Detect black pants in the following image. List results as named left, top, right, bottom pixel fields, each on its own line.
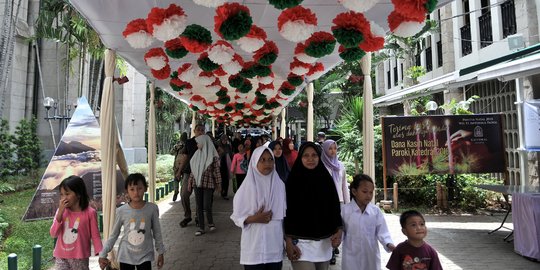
left=120, top=261, right=151, bottom=270
left=244, top=261, right=282, bottom=270
left=194, top=187, right=215, bottom=230
left=236, top=174, right=246, bottom=190
left=220, top=170, right=229, bottom=198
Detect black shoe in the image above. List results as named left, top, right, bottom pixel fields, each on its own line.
left=330, top=257, right=337, bottom=265
left=179, top=217, right=192, bottom=228
left=333, top=247, right=340, bottom=255
left=172, top=193, right=178, bottom=202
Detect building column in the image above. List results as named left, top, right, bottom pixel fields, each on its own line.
left=272, top=115, right=277, bottom=140
left=307, top=82, right=314, bottom=142
left=296, top=121, right=302, bottom=145
left=211, top=118, right=215, bottom=138
left=280, top=108, right=286, bottom=138
left=361, top=54, right=375, bottom=179
left=190, top=111, right=196, bottom=137
left=516, top=78, right=530, bottom=189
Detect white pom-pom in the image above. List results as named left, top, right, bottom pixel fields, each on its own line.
left=236, top=37, right=265, bottom=53
left=252, top=103, right=264, bottom=110
left=279, top=21, right=317, bottom=43
left=206, top=84, right=221, bottom=93
left=236, top=92, right=249, bottom=99
left=192, top=0, right=226, bottom=8
left=125, top=32, right=154, bottom=49
left=291, top=66, right=310, bottom=76
left=295, top=53, right=318, bottom=64
left=214, top=102, right=226, bottom=109
left=222, top=60, right=242, bottom=75
left=258, top=75, right=274, bottom=84
left=208, top=44, right=235, bottom=65
left=200, top=75, right=216, bottom=86
left=259, top=87, right=274, bottom=96
left=232, top=114, right=243, bottom=121
left=393, top=21, right=426, bottom=38
left=151, top=15, right=187, bottom=42
left=339, top=0, right=379, bottom=12
left=179, top=66, right=199, bottom=82
left=370, top=21, right=386, bottom=37
left=145, top=56, right=167, bottom=70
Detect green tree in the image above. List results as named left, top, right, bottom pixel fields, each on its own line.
left=0, top=119, right=14, bottom=177
left=13, top=117, right=42, bottom=173
left=149, top=87, right=189, bottom=154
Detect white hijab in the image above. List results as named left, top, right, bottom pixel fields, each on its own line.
left=190, top=135, right=218, bottom=187
left=231, top=146, right=286, bottom=224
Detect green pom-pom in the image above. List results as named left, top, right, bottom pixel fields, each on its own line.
left=165, top=47, right=188, bottom=59
left=235, top=103, right=245, bottom=110
left=255, top=91, right=266, bottom=97
left=220, top=11, right=253, bottom=41
left=287, top=75, right=303, bottom=86
left=191, top=105, right=200, bottom=111
left=182, top=24, right=212, bottom=44
left=239, top=67, right=256, bottom=78
left=198, top=57, right=219, bottom=72
left=224, top=105, right=234, bottom=112
left=218, top=96, right=231, bottom=105
left=264, top=102, right=273, bottom=110
left=280, top=87, right=295, bottom=96
left=339, top=47, right=366, bottom=62
left=425, top=0, right=438, bottom=13
left=170, top=83, right=184, bottom=92
left=253, top=65, right=271, bottom=77
left=170, top=71, right=178, bottom=79
left=269, top=0, right=303, bottom=10
left=258, top=52, right=277, bottom=66
left=216, top=89, right=228, bottom=97
left=271, top=101, right=280, bottom=108
left=332, top=28, right=364, bottom=48
left=305, top=40, right=336, bottom=58
left=238, top=80, right=252, bottom=93
left=228, top=75, right=244, bottom=88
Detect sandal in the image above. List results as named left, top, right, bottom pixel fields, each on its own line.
left=179, top=217, right=192, bottom=228
left=209, top=224, right=216, bottom=231
left=195, top=230, right=205, bottom=236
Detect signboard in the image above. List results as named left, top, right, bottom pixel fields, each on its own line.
left=523, top=100, right=540, bottom=150
left=381, top=114, right=506, bottom=176
left=23, top=97, right=125, bottom=221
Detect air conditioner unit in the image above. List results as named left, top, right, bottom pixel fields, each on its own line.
left=508, top=34, right=524, bottom=51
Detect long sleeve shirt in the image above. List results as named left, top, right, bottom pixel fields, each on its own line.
left=99, top=203, right=165, bottom=265
left=326, top=166, right=350, bottom=204
left=230, top=153, right=247, bottom=174
left=341, top=202, right=394, bottom=270
left=50, top=207, right=103, bottom=259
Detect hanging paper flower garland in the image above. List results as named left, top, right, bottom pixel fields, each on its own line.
left=338, top=45, right=366, bottom=62
left=146, top=4, right=187, bottom=42
left=258, top=72, right=274, bottom=84
left=359, top=33, right=385, bottom=52
left=180, top=24, right=213, bottom=53
left=388, top=0, right=435, bottom=37
left=144, top=48, right=169, bottom=70
left=197, top=52, right=220, bottom=72
left=236, top=25, right=267, bottom=53
left=208, top=40, right=235, bottom=65
left=279, top=81, right=296, bottom=96
left=287, top=73, right=304, bottom=86
left=193, top=0, right=227, bottom=8
left=199, top=71, right=217, bottom=86
left=294, top=42, right=317, bottom=64
left=170, top=77, right=193, bottom=92
left=222, top=54, right=244, bottom=75
left=306, top=62, right=324, bottom=81
left=239, top=61, right=257, bottom=78
left=269, top=0, right=303, bottom=10
left=331, top=11, right=370, bottom=48
left=339, top=0, right=380, bottom=13
left=253, top=64, right=272, bottom=77
left=253, top=41, right=279, bottom=66
left=190, top=95, right=207, bottom=111
left=238, top=79, right=253, bottom=93
left=177, top=63, right=198, bottom=82
left=214, top=3, right=253, bottom=41
left=228, top=74, right=244, bottom=88
left=123, top=19, right=154, bottom=49
left=290, top=59, right=312, bottom=76
left=213, top=66, right=228, bottom=76
left=304, top=31, right=336, bottom=58
left=277, top=6, right=317, bottom=43
left=258, top=83, right=274, bottom=96
left=388, top=11, right=425, bottom=38
left=150, top=64, right=171, bottom=80
left=164, top=38, right=188, bottom=59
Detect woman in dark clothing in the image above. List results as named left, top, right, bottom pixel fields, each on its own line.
left=268, top=141, right=290, bottom=183
left=284, top=142, right=343, bottom=270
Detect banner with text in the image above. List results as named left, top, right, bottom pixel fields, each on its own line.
left=381, top=114, right=506, bottom=176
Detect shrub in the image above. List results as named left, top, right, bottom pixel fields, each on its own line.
left=0, top=119, right=13, bottom=177
left=13, top=117, right=42, bottom=173
left=128, top=154, right=175, bottom=183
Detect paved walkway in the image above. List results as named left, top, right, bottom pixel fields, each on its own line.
left=88, top=192, right=539, bottom=270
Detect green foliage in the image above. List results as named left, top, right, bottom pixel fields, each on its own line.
left=129, top=155, right=175, bottom=182
left=149, top=87, right=189, bottom=154
left=440, top=95, right=480, bottom=115
left=406, top=66, right=427, bottom=84
left=0, top=119, right=13, bottom=177
left=12, top=118, right=42, bottom=173
left=408, top=95, right=433, bottom=116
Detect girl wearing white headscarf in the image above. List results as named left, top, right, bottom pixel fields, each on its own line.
left=189, top=134, right=221, bottom=236
left=231, top=146, right=286, bottom=269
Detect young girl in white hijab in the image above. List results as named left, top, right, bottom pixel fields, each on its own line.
left=230, top=146, right=286, bottom=270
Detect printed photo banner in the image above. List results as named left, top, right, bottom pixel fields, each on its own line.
left=23, top=97, right=125, bottom=221
left=381, top=114, right=506, bottom=176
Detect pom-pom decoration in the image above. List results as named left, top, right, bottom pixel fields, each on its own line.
left=338, top=45, right=366, bottom=62
left=290, top=59, right=312, bottom=76
left=236, top=25, right=267, bottom=52
left=193, top=0, right=227, bottom=8
left=216, top=87, right=228, bottom=97
left=224, top=104, right=234, bottom=112
left=190, top=95, right=207, bottom=111
left=144, top=48, right=169, bottom=70
left=277, top=6, right=318, bottom=43
left=213, top=66, right=228, bottom=76
left=197, top=52, right=220, bottom=72
left=331, top=11, right=370, bottom=48
left=228, top=74, right=244, bottom=88
left=255, top=95, right=267, bottom=106
left=218, top=95, right=231, bottom=105
left=208, top=40, right=235, bottom=65
left=146, top=4, right=187, bottom=42
left=391, top=0, right=429, bottom=21
left=306, top=62, right=325, bottom=81
left=239, top=61, right=257, bottom=78
left=177, top=63, right=199, bottom=83
left=214, top=3, right=253, bottom=41
left=170, top=78, right=193, bottom=92
left=359, top=33, right=385, bottom=52
left=388, top=11, right=426, bottom=38
left=287, top=73, right=304, bottom=86
left=238, top=79, right=253, bottom=93
left=164, top=38, right=189, bottom=59
left=253, top=41, right=279, bottom=66
left=339, top=0, right=380, bottom=13
left=294, top=42, right=318, bottom=64
left=269, top=0, right=303, bottom=10
left=258, top=72, right=274, bottom=84
left=180, top=24, right=213, bottom=53
left=123, top=19, right=154, bottom=49
left=222, top=54, right=244, bottom=75
left=304, top=31, right=337, bottom=58
left=253, top=64, right=272, bottom=77
left=258, top=83, right=274, bottom=96
left=151, top=64, right=171, bottom=80
left=199, top=71, right=217, bottom=86
left=279, top=81, right=296, bottom=96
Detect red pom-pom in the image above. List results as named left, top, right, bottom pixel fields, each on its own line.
left=144, top=48, right=168, bottom=70
left=331, top=11, right=371, bottom=34
left=151, top=64, right=171, bottom=80
left=290, top=59, right=312, bottom=76
left=391, top=0, right=428, bottom=21
left=253, top=41, right=279, bottom=62
left=359, top=34, right=385, bottom=52
left=123, top=19, right=154, bottom=48
left=180, top=36, right=211, bottom=53
left=213, top=66, right=227, bottom=76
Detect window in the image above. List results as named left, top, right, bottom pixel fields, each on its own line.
left=437, top=40, right=443, bottom=67
left=501, top=0, right=517, bottom=38
left=426, top=37, right=432, bottom=72
left=460, top=0, right=472, bottom=55
left=386, top=69, right=391, bottom=89
left=479, top=0, right=493, bottom=47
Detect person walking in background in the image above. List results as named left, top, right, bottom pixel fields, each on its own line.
left=341, top=174, right=395, bottom=270
left=217, top=144, right=232, bottom=200
left=284, top=142, right=343, bottom=270
left=231, top=146, right=287, bottom=270
left=171, top=132, right=188, bottom=202
left=268, top=141, right=290, bottom=183
left=386, top=210, right=442, bottom=270
left=50, top=175, right=103, bottom=270
left=99, top=173, right=165, bottom=270
left=189, top=134, right=222, bottom=236
left=317, top=132, right=326, bottom=145
left=231, top=144, right=248, bottom=189
left=321, top=139, right=349, bottom=264
left=232, top=132, right=243, bottom=154
left=179, top=124, right=205, bottom=228
left=282, top=138, right=298, bottom=169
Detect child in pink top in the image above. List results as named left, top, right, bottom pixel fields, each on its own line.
left=50, top=175, right=103, bottom=270
left=231, top=144, right=248, bottom=189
